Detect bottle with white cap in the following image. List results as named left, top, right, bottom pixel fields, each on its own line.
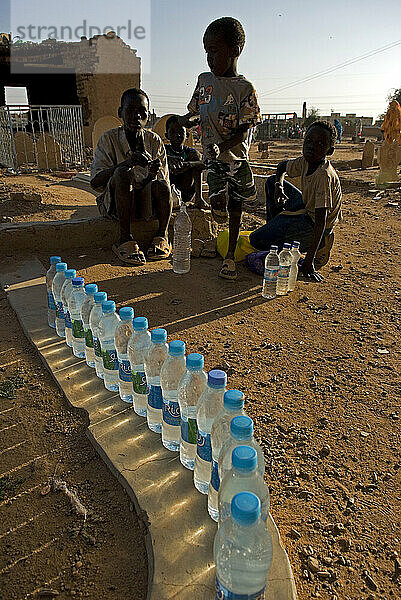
left=219, top=415, right=265, bottom=484
left=46, top=256, right=61, bottom=328
left=127, top=317, right=151, bottom=416
left=262, top=245, right=279, bottom=300
left=277, top=242, right=292, bottom=295
left=89, top=291, right=107, bottom=378
left=288, top=241, right=301, bottom=292
left=81, top=284, right=98, bottom=367
left=161, top=340, right=186, bottom=451
left=144, top=328, right=168, bottom=433
left=98, top=300, right=121, bottom=391
left=52, top=262, right=67, bottom=337
left=60, top=269, right=76, bottom=348
left=115, top=307, right=135, bottom=403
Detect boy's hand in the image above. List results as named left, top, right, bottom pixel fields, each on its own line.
left=274, top=182, right=288, bottom=207
left=205, top=143, right=220, bottom=160
left=148, top=158, right=160, bottom=179
left=299, top=258, right=324, bottom=282
left=123, top=152, right=149, bottom=169
left=168, top=156, right=185, bottom=173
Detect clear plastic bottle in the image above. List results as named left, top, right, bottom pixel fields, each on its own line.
left=115, top=306, right=134, bottom=403
left=219, top=416, right=265, bottom=484
left=46, top=256, right=61, bottom=328
left=178, top=353, right=207, bottom=470
left=173, top=204, right=192, bottom=274
left=219, top=446, right=270, bottom=527
left=208, top=390, right=246, bottom=522
left=194, top=369, right=227, bottom=494
left=288, top=241, right=301, bottom=292
left=144, top=328, right=168, bottom=433
left=98, top=300, right=121, bottom=392
left=52, top=262, right=68, bottom=338
left=81, top=284, right=98, bottom=367
left=69, top=277, right=86, bottom=358
left=60, top=269, right=77, bottom=348
left=262, top=245, right=279, bottom=300
left=276, top=242, right=292, bottom=296
left=127, top=317, right=151, bottom=416
left=161, top=340, right=186, bottom=451
left=89, top=291, right=107, bottom=378
left=214, top=492, right=273, bottom=599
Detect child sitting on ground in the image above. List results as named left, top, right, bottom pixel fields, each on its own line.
left=179, top=17, right=261, bottom=280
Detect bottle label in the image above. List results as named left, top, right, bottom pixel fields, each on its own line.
left=102, top=348, right=118, bottom=370
left=162, top=398, right=180, bottom=426
left=148, top=385, right=163, bottom=409
left=119, top=359, right=132, bottom=383
left=215, top=578, right=266, bottom=599
left=263, top=267, right=278, bottom=282
left=48, top=290, right=56, bottom=310
left=65, top=310, right=72, bottom=329
left=72, top=319, right=84, bottom=338
left=85, top=328, right=94, bottom=348
left=94, top=337, right=102, bottom=358
left=56, top=301, right=65, bottom=320
left=181, top=417, right=198, bottom=444
left=278, top=265, right=290, bottom=278
left=210, top=459, right=220, bottom=492
left=197, top=430, right=212, bottom=462
left=133, top=371, right=148, bottom=394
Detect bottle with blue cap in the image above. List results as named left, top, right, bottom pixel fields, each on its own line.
left=68, top=277, right=86, bottom=358
left=80, top=284, right=98, bottom=367
left=60, top=269, right=77, bottom=347
left=194, top=369, right=227, bottom=494
left=277, top=242, right=292, bottom=296
left=115, top=307, right=135, bottom=403
left=208, top=389, right=246, bottom=521
left=46, top=256, right=61, bottom=328
left=89, top=292, right=108, bottom=377
left=219, top=415, right=265, bottom=484
left=144, top=328, right=168, bottom=433
left=127, top=317, right=151, bottom=416
left=177, top=353, right=207, bottom=470
left=219, top=446, right=270, bottom=527
left=262, top=245, right=279, bottom=300
left=52, top=262, right=67, bottom=337
left=98, top=300, right=121, bottom=391
left=161, top=340, right=186, bottom=451
left=288, top=241, right=301, bottom=292
left=214, top=492, right=273, bottom=599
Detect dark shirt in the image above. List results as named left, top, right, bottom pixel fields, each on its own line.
left=165, top=144, right=200, bottom=163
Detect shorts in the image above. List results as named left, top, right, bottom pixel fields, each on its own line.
left=96, top=178, right=154, bottom=220
left=207, top=160, right=256, bottom=210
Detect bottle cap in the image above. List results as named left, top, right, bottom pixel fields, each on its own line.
left=56, top=262, right=67, bottom=272
left=270, top=245, right=278, bottom=252
left=283, top=242, right=291, bottom=249
left=231, top=492, right=261, bottom=526
left=232, top=446, right=257, bottom=472
left=151, top=328, right=167, bottom=343
left=186, top=353, right=204, bottom=371
left=169, top=340, right=185, bottom=356
left=65, top=269, right=77, bottom=280
left=208, top=369, right=227, bottom=389
left=94, top=291, right=107, bottom=304
left=224, top=390, right=244, bottom=410
left=119, top=306, right=134, bottom=321
left=50, top=256, right=61, bottom=265
left=133, top=317, right=148, bottom=331
left=292, top=241, right=300, bottom=249
left=102, top=300, right=116, bottom=313
left=231, top=415, right=253, bottom=440
left=72, top=277, right=84, bottom=286
left=85, top=284, right=98, bottom=295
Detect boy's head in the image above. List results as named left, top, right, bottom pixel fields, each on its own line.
left=303, top=120, right=336, bottom=163
left=165, top=115, right=186, bottom=149
left=203, top=17, right=245, bottom=76
left=118, top=88, right=149, bottom=133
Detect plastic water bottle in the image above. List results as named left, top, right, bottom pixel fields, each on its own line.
left=214, top=492, right=273, bottom=599
left=173, top=204, right=192, bottom=274
left=46, top=256, right=61, bottom=328
left=127, top=317, right=151, bottom=416
left=262, top=245, right=279, bottom=300
left=161, top=340, right=186, bottom=451
left=115, top=307, right=134, bottom=403
left=194, top=369, right=227, bottom=494
left=98, top=300, right=121, bottom=392
left=208, top=390, right=246, bottom=522
left=80, top=284, right=98, bottom=367
left=219, top=416, right=265, bottom=484
left=60, top=269, right=77, bottom=348
left=219, top=446, right=270, bottom=526
left=276, top=242, right=292, bottom=296
left=89, top=292, right=107, bottom=378
left=178, top=353, right=207, bottom=470
left=144, top=328, right=168, bottom=433
left=69, top=277, right=86, bottom=358
left=288, top=241, right=301, bottom=292
left=52, top=262, right=67, bottom=338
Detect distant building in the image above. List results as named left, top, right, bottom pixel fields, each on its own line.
left=320, top=112, right=373, bottom=127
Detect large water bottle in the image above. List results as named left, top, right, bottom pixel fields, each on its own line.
left=127, top=317, right=151, bottom=416
left=262, top=245, right=279, bottom=300
left=276, top=243, right=292, bottom=296
left=115, top=307, right=134, bottom=403
left=98, top=300, right=121, bottom=392
left=219, top=446, right=270, bottom=526
left=61, top=269, right=77, bottom=348
left=161, top=340, right=186, bottom=451
left=81, top=284, right=98, bottom=367
left=178, top=353, right=207, bottom=470
left=208, top=390, right=246, bottom=522
left=214, top=492, right=273, bottom=598
left=194, top=369, right=227, bottom=494
left=173, top=204, right=192, bottom=274
left=52, top=262, right=67, bottom=338
left=219, top=416, right=265, bottom=483
left=288, top=241, right=301, bottom=292
left=145, top=328, right=168, bottom=433
left=89, top=292, right=108, bottom=378
left=46, top=256, right=61, bottom=328
left=69, top=277, right=86, bottom=358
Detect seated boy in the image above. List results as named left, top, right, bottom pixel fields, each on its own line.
left=165, top=115, right=207, bottom=208
left=249, top=120, right=342, bottom=282
left=90, top=88, right=172, bottom=265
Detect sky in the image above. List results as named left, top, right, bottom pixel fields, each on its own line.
left=1, top=0, right=400, bottom=119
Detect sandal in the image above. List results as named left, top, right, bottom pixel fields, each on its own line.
left=147, top=236, right=172, bottom=261
left=112, top=241, right=146, bottom=265
left=219, top=258, right=237, bottom=280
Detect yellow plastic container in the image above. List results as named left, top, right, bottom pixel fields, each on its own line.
left=216, top=230, right=257, bottom=262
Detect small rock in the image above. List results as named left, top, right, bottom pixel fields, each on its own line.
left=319, top=444, right=331, bottom=457
left=289, top=528, right=301, bottom=540
left=37, top=590, right=59, bottom=597
left=317, top=571, right=331, bottom=579
left=364, top=574, right=378, bottom=591
left=307, top=557, right=320, bottom=573
left=338, top=537, right=351, bottom=551
left=322, top=556, right=333, bottom=566
left=75, top=560, right=82, bottom=569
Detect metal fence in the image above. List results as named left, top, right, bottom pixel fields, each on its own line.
left=0, top=105, right=85, bottom=172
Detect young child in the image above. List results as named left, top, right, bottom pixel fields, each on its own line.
left=180, top=17, right=261, bottom=280
left=249, top=120, right=342, bottom=281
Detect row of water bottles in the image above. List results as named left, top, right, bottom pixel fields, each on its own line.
left=262, top=241, right=302, bottom=299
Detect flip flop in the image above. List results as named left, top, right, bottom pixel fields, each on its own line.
left=219, top=258, right=237, bottom=280
left=112, top=241, right=146, bottom=266
left=147, top=236, right=172, bottom=261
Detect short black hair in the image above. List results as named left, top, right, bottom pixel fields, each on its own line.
left=306, top=120, right=337, bottom=147
left=165, top=115, right=181, bottom=133
left=204, top=17, right=245, bottom=51
left=120, top=88, right=149, bottom=108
